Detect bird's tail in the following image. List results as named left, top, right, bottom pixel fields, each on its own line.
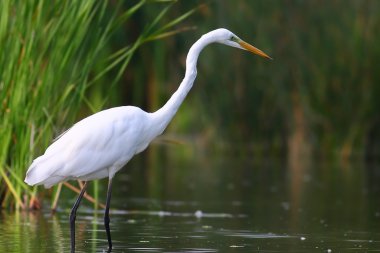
left=24, top=154, right=65, bottom=188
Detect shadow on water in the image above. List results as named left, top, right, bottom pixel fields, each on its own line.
left=1, top=147, right=380, bottom=252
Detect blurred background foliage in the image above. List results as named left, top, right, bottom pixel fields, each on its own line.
left=115, top=0, right=380, bottom=162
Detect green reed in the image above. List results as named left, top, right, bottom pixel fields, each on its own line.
left=0, top=0, right=194, bottom=210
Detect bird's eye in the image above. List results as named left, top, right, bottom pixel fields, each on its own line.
left=230, top=36, right=239, bottom=43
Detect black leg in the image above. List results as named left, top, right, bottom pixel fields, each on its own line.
left=70, top=181, right=88, bottom=253
left=104, top=177, right=113, bottom=250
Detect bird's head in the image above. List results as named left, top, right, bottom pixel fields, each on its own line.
left=210, top=28, right=272, bottom=60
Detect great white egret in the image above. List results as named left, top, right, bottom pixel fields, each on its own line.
left=24, top=28, right=271, bottom=252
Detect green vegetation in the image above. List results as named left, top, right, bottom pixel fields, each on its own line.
left=0, top=0, right=194, bottom=210
left=1, top=0, right=380, bottom=210
left=137, top=1, right=380, bottom=161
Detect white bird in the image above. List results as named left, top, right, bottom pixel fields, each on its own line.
left=24, top=28, right=271, bottom=252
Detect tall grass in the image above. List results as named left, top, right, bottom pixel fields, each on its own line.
left=0, top=0, right=194, bottom=210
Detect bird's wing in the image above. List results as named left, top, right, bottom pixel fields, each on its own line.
left=26, top=107, right=147, bottom=187
left=51, top=126, right=72, bottom=143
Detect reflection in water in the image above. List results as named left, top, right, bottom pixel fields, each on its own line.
left=0, top=211, right=63, bottom=252
left=1, top=151, right=380, bottom=252
left=1, top=206, right=379, bottom=252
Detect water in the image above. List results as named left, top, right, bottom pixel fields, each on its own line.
left=1, top=149, right=380, bottom=252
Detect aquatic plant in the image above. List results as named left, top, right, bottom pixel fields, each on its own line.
left=0, top=0, right=194, bottom=210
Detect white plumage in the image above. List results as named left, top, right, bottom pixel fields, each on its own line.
left=25, top=106, right=161, bottom=187
left=24, top=28, right=271, bottom=252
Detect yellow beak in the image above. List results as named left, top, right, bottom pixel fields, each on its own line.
left=239, top=40, right=272, bottom=60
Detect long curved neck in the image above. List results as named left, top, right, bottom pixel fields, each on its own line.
left=152, top=33, right=215, bottom=134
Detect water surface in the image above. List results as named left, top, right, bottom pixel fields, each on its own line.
left=1, top=149, right=379, bottom=252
